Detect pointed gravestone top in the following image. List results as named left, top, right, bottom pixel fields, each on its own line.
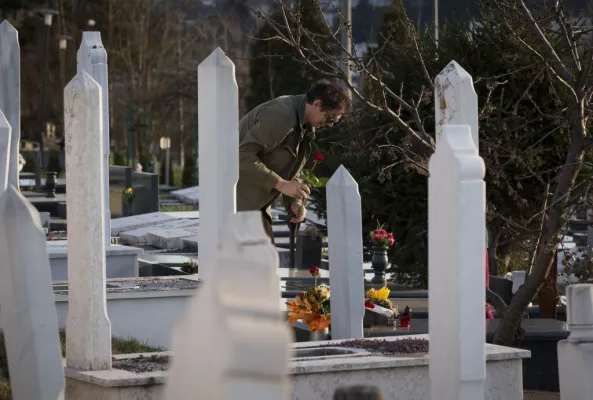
left=0, top=20, right=18, bottom=35
left=327, top=165, right=357, bottom=187
left=66, top=70, right=100, bottom=94
left=434, top=60, right=478, bottom=149
left=77, top=31, right=107, bottom=73
left=199, top=47, right=234, bottom=69
left=0, top=20, right=17, bottom=35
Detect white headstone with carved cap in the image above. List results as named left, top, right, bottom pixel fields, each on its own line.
left=429, top=124, right=486, bottom=400
left=165, top=211, right=291, bottom=400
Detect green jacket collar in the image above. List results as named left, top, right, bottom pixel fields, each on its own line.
left=296, top=94, right=316, bottom=139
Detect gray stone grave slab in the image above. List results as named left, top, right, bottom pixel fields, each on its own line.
left=180, top=236, right=199, bottom=252
left=110, top=212, right=178, bottom=236
left=46, top=240, right=143, bottom=281
left=162, top=211, right=200, bottom=219
left=139, top=253, right=198, bottom=265
left=170, top=186, right=199, bottom=204
left=120, top=218, right=199, bottom=245
left=146, top=227, right=200, bottom=250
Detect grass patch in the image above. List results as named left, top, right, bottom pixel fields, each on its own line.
left=159, top=204, right=194, bottom=212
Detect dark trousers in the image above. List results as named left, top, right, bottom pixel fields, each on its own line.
left=261, top=210, right=275, bottom=245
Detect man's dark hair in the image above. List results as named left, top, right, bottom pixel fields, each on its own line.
left=306, top=79, right=351, bottom=111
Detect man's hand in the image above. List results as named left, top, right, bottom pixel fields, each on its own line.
left=290, top=202, right=306, bottom=223
left=275, top=179, right=310, bottom=200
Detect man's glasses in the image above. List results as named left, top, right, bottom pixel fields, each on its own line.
left=325, top=111, right=342, bottom=125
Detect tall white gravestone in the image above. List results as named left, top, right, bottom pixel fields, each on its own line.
left=0, top=109, right=11, bottom=192
left=428, top=124, right=486, bottom=400
left=558, top=284, right=593, bottom=400
left=0, top=21, right=20, bottom=189
left=165, top=211, right=291, bottom=400
left=64, top=71, right=112, bottom=370
left=197, top=47, right=239, bottom=279
left=0, top=187, right=64, bottom=400
left=326, top=165, right=364, bottom=340
left=77, top=32, right=111, bottom=246
left=434, top=61, right=478, bottom=149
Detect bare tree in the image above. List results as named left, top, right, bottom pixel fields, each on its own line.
left=483, top=0, right=593, bottom=344
left=251, top=0, right=593, bottom=345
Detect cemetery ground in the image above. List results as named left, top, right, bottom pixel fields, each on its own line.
left=1, top=10, right=593, bottom=400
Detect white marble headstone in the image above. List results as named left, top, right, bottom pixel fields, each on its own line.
left=164, top=211, right=290, bottom=399
left=0, top=21, right=20, bottom=189
left=77, top=31, right=111, bottom=246
left=197, top=48, right=239, bottom=279
left=434, top=60, right=478, bottom=149
left=0, top=187, right=64, bottom=399
left=64, top=71, right=112, bottom=371
left=326, top=165, right=364, bottom=340
left=428, top=124, right=486, bottom=400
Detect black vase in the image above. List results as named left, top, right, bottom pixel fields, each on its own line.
left=45, top=171, right=57, bottom=198
left=371, top=246, right=389, bottom=285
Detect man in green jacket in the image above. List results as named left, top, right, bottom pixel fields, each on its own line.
left=237, top=80, right=350, bottom=243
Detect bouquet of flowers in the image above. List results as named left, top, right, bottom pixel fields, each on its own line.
left=365, top=287, right=398, bottom=318
left=286, top=266, right=331, bottom=331
left=368, top=223, right=395, bottom=248
left=122, top=187, right=135, bottom=204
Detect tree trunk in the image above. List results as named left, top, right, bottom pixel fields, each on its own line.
left=487, top=225, right=512, bottom=276
left=493, top=102, right=586, bottom=346
left=495, top=109, right=584, bottom=344
left=538, top=251, right=558, bottom=318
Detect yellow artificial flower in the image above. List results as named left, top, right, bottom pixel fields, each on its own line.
left=366, top=288, right=377, bottom=299
left=316, top=285, right=330, bottom=300
left=376, top=287, right=390, bottom=301
left=124, top=187, right=133, bottom=195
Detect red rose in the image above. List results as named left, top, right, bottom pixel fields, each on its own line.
left=365, top=301, right=375, bottom=309
left=309, top=266, right=320, bottom=277
left=387, top=233, right=393, bottom=239
left=313, top=152, right=325, bottom=163
left=373, top=229, right=379, bottom=234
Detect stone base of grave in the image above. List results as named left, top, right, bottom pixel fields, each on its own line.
left=65, top=366, right=165, bottom=400
left=63, top=335, right=529, bottom=400
left=47, top=241, right=143, bottom=281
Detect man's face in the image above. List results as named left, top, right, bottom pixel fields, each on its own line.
left=311, top=100, right=345, bottom=128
